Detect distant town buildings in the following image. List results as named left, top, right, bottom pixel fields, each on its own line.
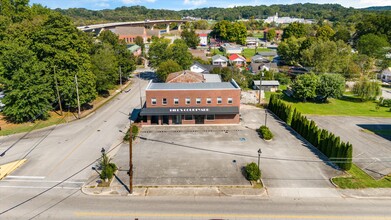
left=264, top=13, right=314, bottom=24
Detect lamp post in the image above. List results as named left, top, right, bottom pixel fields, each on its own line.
left=257, top=148, right=262, bottom=176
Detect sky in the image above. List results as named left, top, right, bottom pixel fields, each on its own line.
left=29, top=0, right=391, bottom=10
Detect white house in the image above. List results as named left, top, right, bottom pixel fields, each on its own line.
left=229, top=54, right=246, bottom=67
left=198, top=33, right=208, bottom=46
left=381, top=67, right=391, bottom=82
left=211, top=55, right=228, bottom=67
left=220, top=43, right=243, bottom=54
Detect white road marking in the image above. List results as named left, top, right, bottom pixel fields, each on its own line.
left=5, top=175, right=45, bottom=179
left=2, top=179, right=84, bottom=184
left=0, top=185, right=80, bottom=190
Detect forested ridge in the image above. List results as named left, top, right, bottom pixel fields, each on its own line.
left=56, top=4, right=390, bottom=26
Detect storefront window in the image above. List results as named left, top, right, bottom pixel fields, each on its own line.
left=184, top=115, right=193, bottom=120
left=206, top=115, right=215, bottom=120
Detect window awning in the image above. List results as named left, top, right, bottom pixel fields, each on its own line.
left=140, top=106, right=239, bottom=116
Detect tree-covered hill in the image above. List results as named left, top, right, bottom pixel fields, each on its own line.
left=55, top=3, right=388, bottom=26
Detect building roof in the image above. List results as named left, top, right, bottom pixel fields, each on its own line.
left=256, top=51, right=278, bottom=57
left=382, top=67, right=391, bottom=75
left=147, top=80, right=240, bottom=90
left=127, top=44, right=141, bottom=53
left=166, top=70, right=205, bottom=83
left=212, top=55, right=228, bottom=62
left=253, top=80, right=280, bottom=86
left=229, top=54, right=246, bottom=61
left=246, top=37, right=260, bottom=42
left=198, top=33, right=208, bottom=37
left=203, top=74, right=222, bottom=83
left=251, top=55, right=269, bottom=63
left=113, top=26, right=145, bottom=36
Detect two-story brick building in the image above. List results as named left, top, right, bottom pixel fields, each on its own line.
left=140, top=80, right=241, bottom=125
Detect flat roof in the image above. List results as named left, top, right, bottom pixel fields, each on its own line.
left=147, top=80, right=240, bottom=90
left=253, top=80, right=280, bottom=86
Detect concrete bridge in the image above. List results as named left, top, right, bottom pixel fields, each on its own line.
left=77, top=19, right=186, bottom=35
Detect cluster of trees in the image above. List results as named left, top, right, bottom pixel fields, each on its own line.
left=211, top=20, right=247, bottom=45
left=148, top=38, right=193, bottom=81
left=268, top=94, right=353, bottom=170
left=278, top=13, right=390, bottom=78
left=291, top=73, right=345, bottom=102
left=352, top=78, right=381, bottom=101
left=58, top=4, right=389, bottom=24
left=0, top=1, right=135, bottom=123
left=180, top=23, right=200, bottom=49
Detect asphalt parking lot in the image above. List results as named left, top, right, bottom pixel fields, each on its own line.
left=308, top=116, right=391, bottom=179
left=113, top=105, right=341, bottom=196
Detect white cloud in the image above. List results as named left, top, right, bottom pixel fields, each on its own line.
left=184, top=0, right=207, bottom=6
left=121, top=0, right=156, bottom=4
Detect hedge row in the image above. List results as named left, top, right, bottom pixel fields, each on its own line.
left=268, top=94, right=352, bottom=170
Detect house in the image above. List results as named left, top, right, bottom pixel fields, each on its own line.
left=198, top=33, right=208, bottom=46
left=202, top=74, right=222, bottom=83
left=127, top=44, right=142, bottom=57
left=252, top=80, right=280, bottom=92
left=251, top=55, right=269, bottom=63
left=212, top=55, right=228, bottom=67
left=246, top=37, right=261, bottom=47
left=111, top=26, right=160, bottom=44
left=229, top=54, right=246, bottom=67
left=166, top=71, right=205, bottom=83
left=140, top=79, right=241, bottom=125
left=190, top=62, right=217, bottom=74
left=220, top=43, right=243, bottom=54
left=381, top=67, right=391, bottom=82
left=264, top=13, right=314, bottom=24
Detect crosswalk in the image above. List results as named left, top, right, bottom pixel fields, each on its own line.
left=0, top=176, right=85, bottom=190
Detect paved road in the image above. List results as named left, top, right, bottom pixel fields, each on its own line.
left=0, top=77, right=149, bottom=214
left=309, top=116, right=391, bottom=179
left=1, top=189, right=391, bottom=219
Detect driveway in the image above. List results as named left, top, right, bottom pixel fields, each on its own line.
left=114, top=105, right=341, bottom=197
left=308, top=116, right=391, bottom=179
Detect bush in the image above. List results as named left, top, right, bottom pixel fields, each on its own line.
left=259, top=125, right=273, bottom=140
left=99, top=153, right=118, bottom=181
left=123, top=125, right=139, bottom=141
left=245, top=162, right=261, bottom=181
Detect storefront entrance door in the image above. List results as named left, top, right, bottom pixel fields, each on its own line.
left=173, top=115, right=182, bottom=124
left=194, top=115, right=205, bottom=124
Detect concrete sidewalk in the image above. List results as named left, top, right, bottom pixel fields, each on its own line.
left=81, top=173, right=266, bottom=197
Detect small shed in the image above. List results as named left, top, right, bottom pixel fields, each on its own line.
left=252, top=80, right=280, bottom=92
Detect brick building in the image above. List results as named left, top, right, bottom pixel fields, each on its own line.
left=140, top=80, right=241, bottom=125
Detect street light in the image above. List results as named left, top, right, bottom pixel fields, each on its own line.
left=257, top=148, right=262, bottom=177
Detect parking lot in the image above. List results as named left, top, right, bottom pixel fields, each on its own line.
left=309, top=116, right=391, bottom=179
left=114, top=105, right=341, bottom=196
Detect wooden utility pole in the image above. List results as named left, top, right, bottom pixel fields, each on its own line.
left=129, top=121, right=133, bottom=194
left=258, top=72, right=263, bottom=104
left=74, top=75, right=81, bottom=119
left=54, top=66, right=63, bottom=116
left=119, top=66, right=122, bottom=91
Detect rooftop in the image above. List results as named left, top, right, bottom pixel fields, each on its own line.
left=147, top=80, right=240, bottom=90
left=253, top=80, right=280, bottom=86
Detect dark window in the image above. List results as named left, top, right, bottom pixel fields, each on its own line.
left=184, top=115, right=193, bottom=120
left=162, top=98, right=167, bottom=105
left=206, top=115, right=215, bottom=120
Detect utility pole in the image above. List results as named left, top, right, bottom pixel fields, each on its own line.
left=258, top=72, right=264, bottom=104
left=54, top=66, right=63, bottom=116
left=129, top=120, right=133, bottom=194
left=119, top=66, right=122, bottom=91
left=138, top=74, right=143, bottom=108
left=74, top=74, right=81, bottom=119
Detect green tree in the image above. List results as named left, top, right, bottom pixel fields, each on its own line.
left=134, top=36, right=145, bottom=53
left=316, top=73, right=345, bottom=102
left=277, top=37, right=306, bottom=65
left=316, top=25, right=335, bottom=41
left=266, top=28, right=276, bottom=42
left=91, top=44, right=118, bottom=94
left=333, top=27, right=351, bottom=43
left=357, top=34, right=390, bottom=59
left=167, top=39, right=193, bottom=69
left=156, top=60, right=182, bottom=81
left=292, top=73, right=319, bottom=102
left=282, top=22, right=308, bottom=40
left=352, top=77, right=381, bottom=101
left=148, top=37, right=171, bottom=67
left=181, top=24, right=200, bottom=49
left=245, top=162, right=261, bottom=181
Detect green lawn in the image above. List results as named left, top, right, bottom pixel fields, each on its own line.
left=278, top=94, right=391, bottom=117
left=242, top=48, right=273, bottom=59
left=332, top=164, right=391, bottom=189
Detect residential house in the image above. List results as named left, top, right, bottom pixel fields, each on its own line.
left=166, top=70, right=222, bottom=83
left=190, top=62, right=216, bottom=74
left=246, top=37, right=262, bottom=47
left=220, top=43, right=243, bottom=54
left=252, top=80, right=280, bottom=92
left=229, top=54, right=246, bottom=67
left=202, top=74, right=222, bottom=83
left=212, top=55, right=228, bottom=67
left=198, top=33, right=208, bottom=46
left=251, top=55, right=269, bottom=63
left=381, top=67, right=391, bottom=82
left=127, top=44, right=142, bottom=57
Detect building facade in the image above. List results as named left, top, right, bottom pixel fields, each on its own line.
left=140, top=80, right=241, bottom=125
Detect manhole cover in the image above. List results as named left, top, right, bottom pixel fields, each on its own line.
left=239, top=137, right=246, bottom=142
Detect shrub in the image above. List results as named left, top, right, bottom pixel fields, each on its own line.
left=259, top=125, right=273, bottom=140
left=245, top=162, right=261, bottom=181
left=123, top=125, right=139, bottom=141
left=99, top=153, right=118, bottom=181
